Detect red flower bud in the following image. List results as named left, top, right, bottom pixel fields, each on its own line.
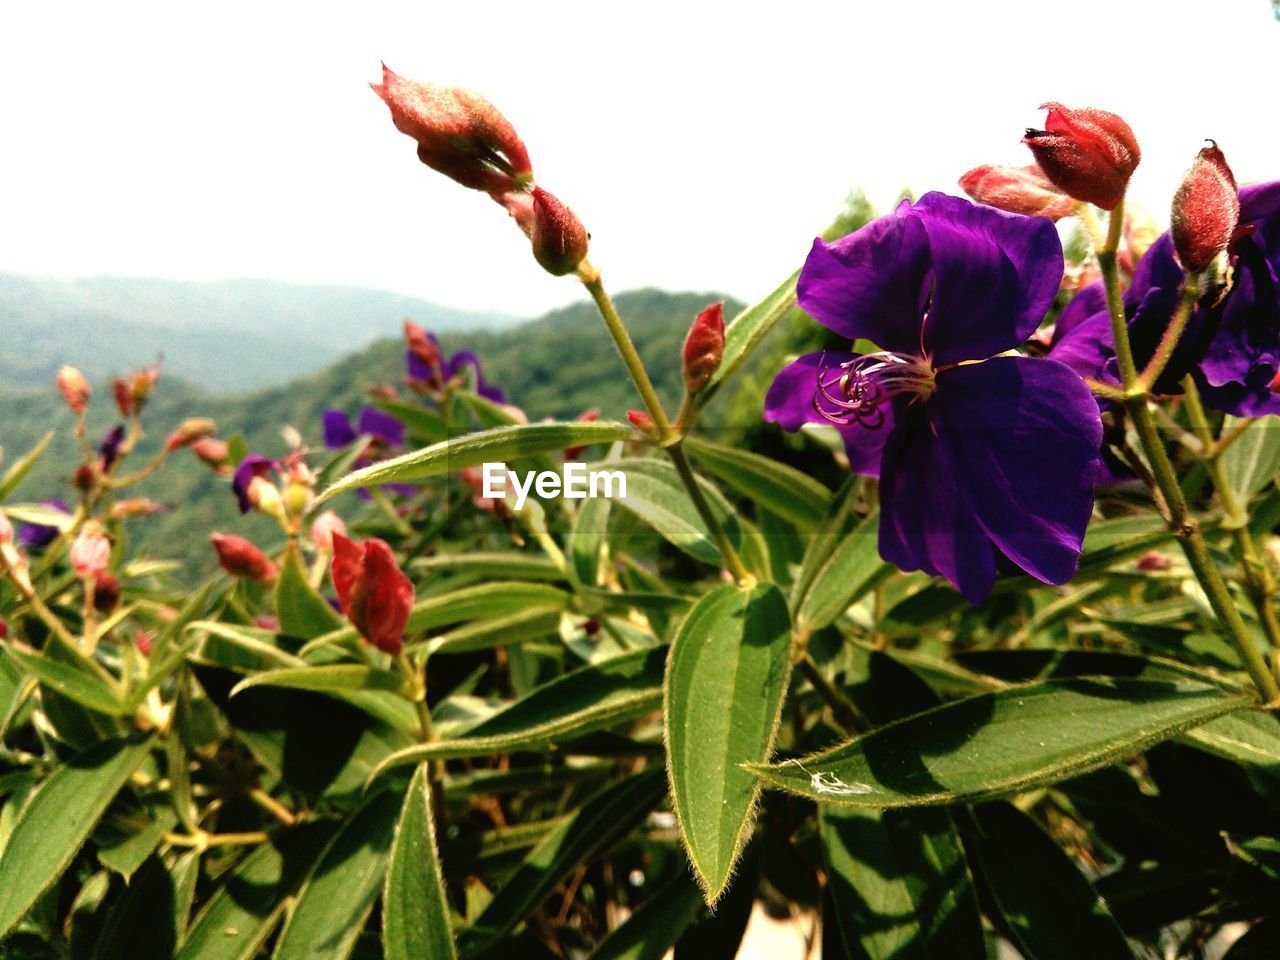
left=166, top=418, right=217, bottom=450
left=134, top=629, right=152, bottom=657
left=93, top=572, right=121, bottom=613
left=530, top=188, right=589, bottom=276
left=682, top=303, right=726, bottom=393
left=0, top=618, right=8, bottom=639
left=210, top=533, right=277, bottom=584
left=73, top=463, right=98, bottom=493
left=371, top=65, right=532, bottom=195
left=1023, top=103, right=1140, bottom=210
left=0, top=513, right=12, bottom=544
left=70, top=529, right=111, bottom=579
left=1171, top=141, right=1239, bottom=273
left=1135, top=550, right=1172, bottom=572
left=113, top=378, right=134, bottom=418
left=56, top=366, right=91, bottom=414
left=627, top=410, right=655, bottom=431
left=331, top=534, right=414, bottom=654
left=958, top=163, right=1075, bottom=220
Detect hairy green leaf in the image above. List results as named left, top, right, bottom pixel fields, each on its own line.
left=684, top=435, right=830, bottom=530
left=796, top=510, right=889, bottom=631
left=275, top=544, right=345, bottom=639
left=606, top=458, right=742, bottom=567
left=384, top=765, right=456, bottom=960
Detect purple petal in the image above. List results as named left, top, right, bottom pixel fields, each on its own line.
left=1048, top=310, right=1116, bottom=386
left=446, top=351, right=506, bottom=404
left=878, top=406, right=997, bottom=604
left=232, top=454, right=276, bottom=514
left=99, top=425, right=127, bottom=471
left=18, top=498, right=68, bottom=550
left=913, top=192, right=1063, bottom=365
left=322, top=410, right=357, bottom=449
left=796, top=203, right=932, bottom=354
left=1052, top=282, right=1107, bottom=344
left=763, top=352, right=893, bottom=477
left=358, top=407, right=406, bottom=447
left=406, top=349, right=433, bottom=381
left=1240, top=181, right=1280, bottom=222
left=931, top=357, right=1101, bottom=587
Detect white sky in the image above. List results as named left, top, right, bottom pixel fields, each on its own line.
left=2, top=0, right=1279, bottom=319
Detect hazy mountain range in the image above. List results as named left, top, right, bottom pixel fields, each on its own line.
left=0, top=273, right=519, bottom=393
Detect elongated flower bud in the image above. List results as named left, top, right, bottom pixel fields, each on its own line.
left=166, top=418, right=217, bottom=450
left=56, top=366, right=91, bottom=414
left=191, top=437, right=230, bottom=472
left=210, top=533, right=277, bottom=584
left=958, top=163, right=1075, bottom=220
left=683, top=303, right=726, bottom=393
left=113, top=378, right=134, bottom=418
left=530, top=188, right=589, bottom=276
left=331, top=534, right=414, bottom=654
left=370, top=65, right=532, bottom=195
left=0, top=513, right=11, bottom=543
left=70, top=528, right=110, bottom=579
left=627, top=410, right=655, bottom=431
left=1171, top=141, right=1239, bottom=273
left=1023, top=103, right=1140, bottom=210
left=93, top=572, right=121, bottom=613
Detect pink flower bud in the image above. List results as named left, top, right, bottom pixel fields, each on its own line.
left=134, top=629, right=152, bottom=657
left=166, top=418, right=217, bottom=450
left=108, top=498, right=165, bottom=519
left=370, top=65, right=532, bottom=195
left=1023, top=103, right=1141, bottom=210
left=682, top=303, right=726, bottom=393
left=530, top=188, right=589, bottom=276
left=958, top=163, right=1075, bottom=220
left=627, top=410, right=655, bottom=431
left=1135, top=550, right=1172, bottom=572
left=56, top=366, right=91, bottom=414
left=310, top=510, right=347, bottom=552
left=210, top=533, right=277, bottom=584
left=70, top=529, right=111, bottom=579
left=331, top=534, right=414, bottom=654
left=0, top=513, right=12, bottom=544
left=1171, top=141, right=1239, bottom=273
left=190, top=438, right=230, bottom=473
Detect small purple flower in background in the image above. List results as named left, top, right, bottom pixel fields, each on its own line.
left=323, top=407, right=406, bottom=451
left=1051, top=181, right=1280, bottom=416
left=765, top=192, right=1102, bottom=603
left=99, top=425, right=127, bottom=472
left=232, top=455, right=278, bottom=514
left=404, top=320, right=505, bottom=402
left=19, top=499, right=69, bottom=549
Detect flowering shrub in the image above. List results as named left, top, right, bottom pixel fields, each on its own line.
left=2, top=74, right=1280, bottom=960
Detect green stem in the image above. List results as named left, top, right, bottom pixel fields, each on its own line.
left=668, top=443, right=753, bottom=585
left=580, top=266, right=675, bottom=441
left=1181, top=379, right=1280, bottom=656
left=794, top=654, right=863, bottom=734
left=1138, top=275, right=1199, bottom=391
left=1095, top=202, right=1279, bottom=701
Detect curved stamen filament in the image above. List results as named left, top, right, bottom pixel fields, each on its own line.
left=813, top=352, right=935, bottom=428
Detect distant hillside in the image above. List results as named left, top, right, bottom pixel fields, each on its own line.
left=0, top=274, right=518, bottom=393
left=0, top=288, right=750, bottom=577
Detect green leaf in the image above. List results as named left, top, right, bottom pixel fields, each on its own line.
left=1, top=502, right=74, bottom=531
left=420, top=608, right=564, bottom=657
left=665, top=583, right=791, bottom=902
left=177, top=824, right=335, bottom=960
left=367, top=647, right=665, bottom=779
left=683, top=436, right=831, bottom=530
left=796, top=509, right=890, bottom=631
left=5, top=645, right=125, bottom=716
left=1183, top=709, right=1280, bottom=769
left=707, top=272, right=798, bottom=395
left=750, top=678, right=1250, bottom=808
left=231, top=665, right=407, bottom=699
left=460, top=771, right=666, bottom=957
left=569, top=494, right=612, bottom=588
left=1221, top=416, right=1280, bottom=501
left=822, top=806, right=985, bottom=959
left=588, top=873, right=706, bottom=960
left=383, top=765, right=456, bottom=960
left=0, top=736, right=153, bottom=940
left=272, top=789, right=401, bottom=960
left=607, top=459, right=742, bottom=567
left=87, top=854, right=191, bottom=960
left=275, top=544, right=345, bottom=639
left=372, top=398, right=449, bottom=443
left=316, top=421, right=634, bottom=503
left=0, top=431, right=54, bottom=503
left=965, top=803, right=1132, bottom=959
left=96, top=806, right=178, bottom=879
left=411, top=552, right=563, bottom=582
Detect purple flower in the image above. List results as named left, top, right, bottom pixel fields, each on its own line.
left=765, top=193, right=1102, bottom=603
left=19, top=499, right=69, bottom=549
left=322, top=407, right=406, bottom=450
left=405, top=330, right=506, bottom=403
left=232, top=455, right=277, bottom=514
left=99, top=425, right=127, bottom=472
left=1051, top=182, right=1280, bottom=416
